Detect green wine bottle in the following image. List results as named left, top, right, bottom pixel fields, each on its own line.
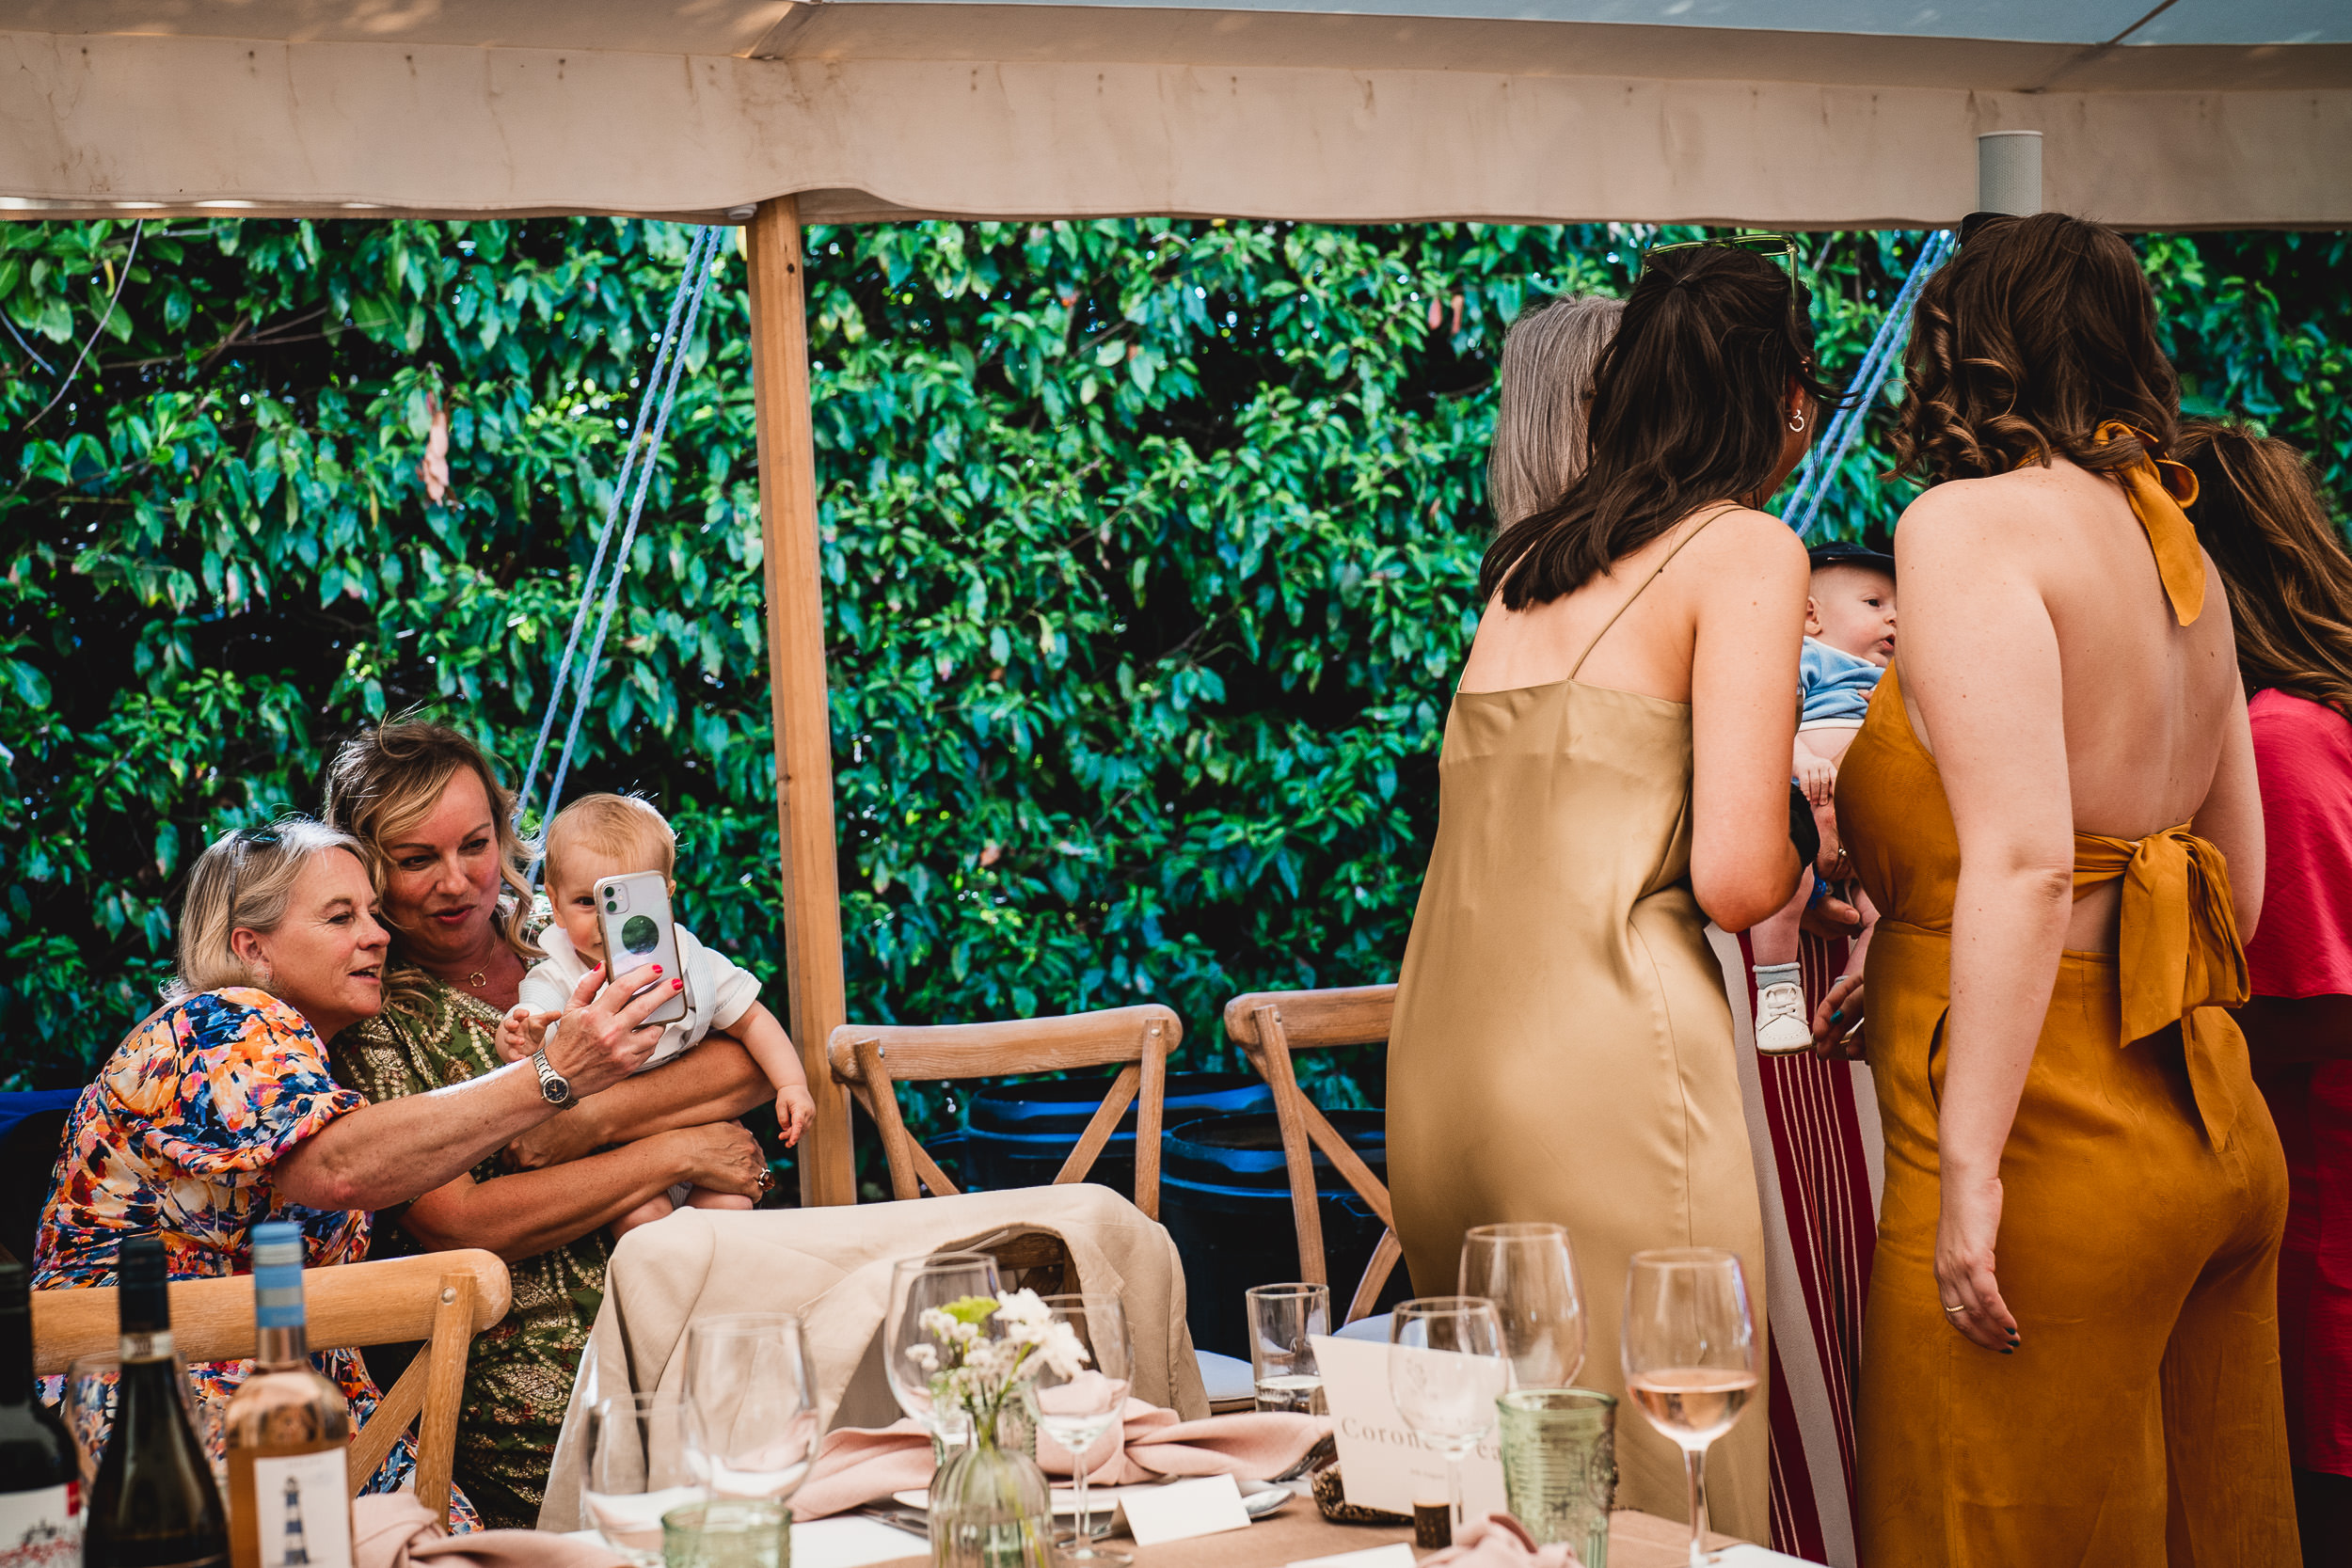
left=83, top=1237, right=229, bottom=1568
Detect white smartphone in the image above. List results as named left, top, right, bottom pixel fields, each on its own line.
left=594, top=871, right=689, bottom=1025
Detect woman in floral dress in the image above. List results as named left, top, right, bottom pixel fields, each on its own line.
left=323, top=723, right=771, bottom=1528
left=35, top=817, right=671, bottom=1521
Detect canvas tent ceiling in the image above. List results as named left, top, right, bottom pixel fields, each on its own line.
left=2, top=0, right=2346, bottom=227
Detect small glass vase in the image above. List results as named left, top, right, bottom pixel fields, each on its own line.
left=930, top=1402, right=1052, bottom=1568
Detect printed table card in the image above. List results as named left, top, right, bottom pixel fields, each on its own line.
left=1115, top=1474, right=1252, bottom=1545
left=1309, top=1333, right=1507, bottom=1518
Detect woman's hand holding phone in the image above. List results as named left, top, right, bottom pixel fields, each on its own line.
left=539, top=960, right=680, bottom=1099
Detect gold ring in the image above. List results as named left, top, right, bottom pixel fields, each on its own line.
left=1941, top=1304, right=1966, bottom=1315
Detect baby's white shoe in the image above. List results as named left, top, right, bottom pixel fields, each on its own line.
left=1754, top=981, right=1813, bottom=1055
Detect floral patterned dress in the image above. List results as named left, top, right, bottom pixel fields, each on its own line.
left=33, top=987, right=480, bottom=1529
left=332, top=976, right=609, bottom=1530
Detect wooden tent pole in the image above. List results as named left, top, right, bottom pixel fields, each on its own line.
left=744, top=196, right=856, bottom=1207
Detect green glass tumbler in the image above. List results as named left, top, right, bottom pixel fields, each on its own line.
left=1497, top=1388, right=1615, bottom=1567
left=661, top=1499, right=791, bottom=1568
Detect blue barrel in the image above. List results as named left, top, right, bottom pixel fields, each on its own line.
left=960, top=1072, right=1273, bottom=1202
left=1160, top=1110, right=1398, bottom=1358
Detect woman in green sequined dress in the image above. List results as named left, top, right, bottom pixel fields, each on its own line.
left=325, top=722, right=773, bottom=1527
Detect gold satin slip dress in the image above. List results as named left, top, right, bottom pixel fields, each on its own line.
left=1841, top=439, right=2296, bottom=1565
left=1388, top=509, right=1770, bottom=1541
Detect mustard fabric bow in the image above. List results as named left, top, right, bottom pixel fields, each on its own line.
left=2090, top=420, right=2206, bottom=627
left=2072, top=824, right=2249, bottom=1146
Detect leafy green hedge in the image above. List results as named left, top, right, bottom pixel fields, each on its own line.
left=4, top=218, right=2345, bottom=1174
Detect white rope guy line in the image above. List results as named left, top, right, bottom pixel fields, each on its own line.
left=1787, top=229, right=1956, bottom=539
left=538, top=226, right=725, bottom=837
left=516, top=223, right=723, bottom=832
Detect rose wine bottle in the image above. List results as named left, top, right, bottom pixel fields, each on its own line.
left=221, top=1224, right=351, bottom=1568
left=0, top=1260, right=79, bottom=1568
left=84, top=1236, right=229, bottom=1568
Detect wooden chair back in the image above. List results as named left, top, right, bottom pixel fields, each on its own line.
left=33, top=1249, right=510, bottom=1522
left=826, top=1004, right=1182, bottom=1218
left=1222, top=984, right=1399, bottom=1324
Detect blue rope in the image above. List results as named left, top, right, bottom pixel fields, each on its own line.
left=516, top=224, right=723, bottom=837
left=538, top=226, right=724, bottom=837
left=1787, top=229, right=1956, bottom=538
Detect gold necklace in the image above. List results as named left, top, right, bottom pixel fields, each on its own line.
left=469, top=971, right=487, bottom=988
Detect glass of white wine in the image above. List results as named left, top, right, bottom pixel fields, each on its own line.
left=884, top=1252, right=1003, bottom=1449
left=681, top=1314, right=816, bottom=1503
left=1458, top=1222, right=1586, bottom=1390
left=1621, top=1248, right=1758, bottom=1568
left=1021, top=1293, right=1135, bottom=1566
left=1244, top=1283, right=1328, bottom=1414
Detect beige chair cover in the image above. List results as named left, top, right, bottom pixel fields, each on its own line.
left=536, top=1186, right=1207, bottom=1530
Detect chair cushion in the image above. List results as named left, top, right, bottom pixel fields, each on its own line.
left=1334, top=1311, right=1392, bottom=1343
left=1194, top=1348, right=1256, bottom=1405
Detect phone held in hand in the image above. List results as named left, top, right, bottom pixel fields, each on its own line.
left=594, top=871, right=690, bottom=1025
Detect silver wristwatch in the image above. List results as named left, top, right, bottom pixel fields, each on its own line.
left=530, top=1047, right=576, bottom=1110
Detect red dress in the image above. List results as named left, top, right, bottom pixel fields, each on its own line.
left=2247, top=688, right=2352, bottom=1479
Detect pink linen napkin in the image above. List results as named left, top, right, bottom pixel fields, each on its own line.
left=1423, top=1515, right=1583, bottom=1568
left=789, top=1401, right=1329, bottom=1519
left=354, top=1493, right=628, bottom=1568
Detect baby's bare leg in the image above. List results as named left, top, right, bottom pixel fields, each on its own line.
left=611, top=1192, right=676, bottom=1238
left=684, top=1186, right=755, bottom=1212
left=1751, top=873, right=1809, bottom=967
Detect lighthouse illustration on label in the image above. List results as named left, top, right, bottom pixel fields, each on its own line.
left=277, top=1477, right=309, bottom=1568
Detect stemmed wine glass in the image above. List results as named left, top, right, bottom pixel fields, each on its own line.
left=582, top=1392, right=710, bottom=1567
left=886, top=1252, right=1003, bottom=1446
left=1388, top=1297, right=1510, bottom=1536
left=1022, top=1293, right=1135, bottom=1567
left=1459, top=1222, right=1586, bottom=1390
left=1621, top=1249, right=1758, bottom=1568
left=681, top=1313, right=816, bottom=1502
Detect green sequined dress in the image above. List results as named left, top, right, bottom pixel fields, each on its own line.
left=332, top=976, right=609, bottom=1529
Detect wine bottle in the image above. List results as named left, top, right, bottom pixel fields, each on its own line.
left=83, top=1236, right=229, bottom=1568
left=0, top=1260, right=79, bottom=1568
left=221, top=1225, right=351, bottom=1568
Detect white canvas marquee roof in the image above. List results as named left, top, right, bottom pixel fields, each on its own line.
left=4, top=0, right=2348, bottom=228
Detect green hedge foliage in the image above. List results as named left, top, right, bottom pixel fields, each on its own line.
left=3, top=218, right=2345, bottom=1170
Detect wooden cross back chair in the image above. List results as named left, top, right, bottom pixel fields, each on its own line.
left=826, top=1004, right=1182, bottom=1220
left=33, top=1249, right=510, bottom=1522
left=1223, top=984, right=1400, bottom=1325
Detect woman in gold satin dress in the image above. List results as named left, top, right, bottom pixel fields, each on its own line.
left=1389, top=241, right=1833, bottom=1539
left=1833, top=213, right=2296, bottom=1563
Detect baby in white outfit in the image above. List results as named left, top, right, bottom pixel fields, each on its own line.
left=495, top=793, right=816, bottom=1234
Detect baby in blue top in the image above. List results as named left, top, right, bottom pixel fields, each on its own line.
left=1751, top=544, right=1896, bottom=1053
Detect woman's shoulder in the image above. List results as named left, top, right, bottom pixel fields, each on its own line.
left=1673, top=504, right=1807, bottom=589
left=151, top=988, right=319, bottom=1051
left=2250, top=688, right=2352, bottom=767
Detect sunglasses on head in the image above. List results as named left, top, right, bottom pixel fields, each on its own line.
left=224, top=824, right=283, bottom=913
left=1638, top=231, right=1801, bottom=284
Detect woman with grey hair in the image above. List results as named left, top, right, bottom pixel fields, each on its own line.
left=1487, top=293, right=1626, bottom=528
left=33, top=816, right=666, bottom=1517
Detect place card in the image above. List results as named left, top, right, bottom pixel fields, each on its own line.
left=1289, top=1544, right=1418, bottom=1568
left=1115, top=1473, right=1252, bottom=1545
left=1309, top=1333, right=1507, bottom=1518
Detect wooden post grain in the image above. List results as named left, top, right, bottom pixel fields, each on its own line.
left=745, top=196, right=856, bottom=1207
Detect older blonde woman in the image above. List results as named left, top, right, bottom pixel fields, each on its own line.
left=34, top=818, right=663, bottom=1517
left=1486, top=293, right=1625, bottom=530
left=325, top=722, right=772, bottom=1527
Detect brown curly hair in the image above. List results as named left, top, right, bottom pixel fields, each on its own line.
left=1889, top=213, right=2180, bottom=486
left=2177, top=419, right=2352, bottom=722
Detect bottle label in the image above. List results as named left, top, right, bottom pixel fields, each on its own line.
left=244, top=1451, right=350, bottom=1568
left=0, top=1484, right=80, bottom=1568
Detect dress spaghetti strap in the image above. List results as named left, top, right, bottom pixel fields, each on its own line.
left=1567, top=503, right=1745, bottom=681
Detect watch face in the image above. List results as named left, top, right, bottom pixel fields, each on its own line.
left=542, top=1069, right=572, bottom=1102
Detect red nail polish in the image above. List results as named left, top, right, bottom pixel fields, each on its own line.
left=673, top=977, right=686, bottom=990
left=652, top=964, right=663, bottom=974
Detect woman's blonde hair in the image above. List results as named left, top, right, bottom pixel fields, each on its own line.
left=1487, top=293, right=1626, bottom=530
left=321, top=721, right=539, bottom=1005
left=175, top=818, right=368, bottom=996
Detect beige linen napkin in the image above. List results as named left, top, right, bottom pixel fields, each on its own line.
left=789, top=1403, right=1330, bottom=1518
left=355, top=1494, right=626, bottom=1568
left=538, top=1188, right=1207, bottom=1531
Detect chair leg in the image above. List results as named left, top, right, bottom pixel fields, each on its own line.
left=414, top=1273, right=478, bottom=1525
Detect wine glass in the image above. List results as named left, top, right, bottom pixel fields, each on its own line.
left=1621, top=1249, right=1758, bottom=1568
left=1021, top=1293, right=1135, bottom=1567
left=1388, top=1297, right=1510, bottom=1537
left=885, top=1251, right=1003, bottom=1445
left=1459, top=1222, right=1586, bottom=1390
left=582, top=1392, right=710, bottom=1566
left=681, top=1314, right=816, bottom=1502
